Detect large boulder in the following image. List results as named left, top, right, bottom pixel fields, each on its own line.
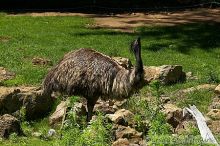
left=0, top=67, right=15, bottom=83
left=23, top=90, right=53, bottom=120
left=0, top=114, right=23, bottom=138
left=0, top=87, right=23, bottom=114
left=144, top=65, right=186, bottom=84
left=0, top=86, right=53, bottom=120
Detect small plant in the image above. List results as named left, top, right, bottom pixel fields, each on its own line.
left=9, top=133, right=18, bottom=143
left=58, top=113, right=112, bottom=146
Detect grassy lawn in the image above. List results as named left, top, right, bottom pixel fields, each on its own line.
left=0, top=12, right=220, bottom=145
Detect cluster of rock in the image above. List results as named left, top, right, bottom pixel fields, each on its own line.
left=0, top=86, right=53, bottom=138
left=1, top=57, right=220, bottom=145
left=49, top=99, right=147, bottom=146
left=0, top=67, right=54, bottom=138
left=0, top=86, right=53, bottom=120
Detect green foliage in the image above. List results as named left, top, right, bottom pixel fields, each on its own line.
left=202, top=64, right=220, bottom=83
left=148, top=134, right=215, bottom=146
left=127, top=80, right=172, bottom=138
left=59, top=113, right=112, bottom=146
left=9, top=133, right=19, bottom=143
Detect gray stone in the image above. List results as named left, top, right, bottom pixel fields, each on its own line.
left=47, top=129, right=56, bottom=137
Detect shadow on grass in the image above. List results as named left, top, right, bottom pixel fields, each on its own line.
left=73, top=22, right=220, bottom=54
left=139, top=22, right=220, bottom=54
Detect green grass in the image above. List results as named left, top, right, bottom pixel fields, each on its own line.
left=0, top=14, right=220, bottom=86
left=0, top=12, right=220, bottom=145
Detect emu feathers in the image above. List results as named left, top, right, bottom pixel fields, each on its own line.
left=43, top=38, right=144, bottom=121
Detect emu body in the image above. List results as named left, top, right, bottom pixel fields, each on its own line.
left=43, top=38, right=143, bottom=121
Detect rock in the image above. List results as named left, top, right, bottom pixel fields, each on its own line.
left=94, top=100, right=116, bottom=114
left=186, top=72, right=198, bottom=80
left=0, top=36, right=11, bottom=42
left=112, top=57, right=132, bottom=69
left=0, top=114, right=23, bottom=138
left=72, top=102, right=87, bottom=117
left=115, top=125, right=142, bottom=143
left=49, top=101, right=67, bottom=126
left=0, top=87, right=23, bottom=114
left=0, top=86, right=39, bottom=114
left=32, top=57, right=52, bottom=66
left=22, top=89, right=53, bottom=120
left=175, top=120, right=197, bottom=134
left=0, top=86, right=53, bottom=120
left=144, top=65, right=186, bottom=84
left=48, top=129, right=56, bottom=137
left=107, top=109, right=135, bottom=127
left=207, top=109, right=220, bottom=120
left=113, top=99, right=127, bottom=108
left=32, top=132, right=42, bottom=138
left=214, top=84, right=220, bottom=95
left=112, top=138, right=130, bottom=146
left=209, top=98, right=220, bottom=109
left=208, top=120, right=220, bottom=134
left=0, top=67, right=15, bottom=83
left=160, top=95, right=171, bottom=104
left=162, top=104, right=183, bottom=128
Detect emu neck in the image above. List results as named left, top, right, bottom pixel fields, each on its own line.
left=134, top=48, right=143, bottom=75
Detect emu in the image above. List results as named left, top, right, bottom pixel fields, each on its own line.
left=42, top=37, right=144, bottom=121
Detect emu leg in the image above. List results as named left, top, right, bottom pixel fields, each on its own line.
left=86, top=99, right=96, bottom=122
left=87, top=104, right=94, bottom=122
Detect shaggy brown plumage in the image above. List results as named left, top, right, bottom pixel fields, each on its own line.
left=42, top=37, right=144, bottom=121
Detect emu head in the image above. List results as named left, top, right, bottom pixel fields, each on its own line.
left=130, top=37, right=141, bottom=55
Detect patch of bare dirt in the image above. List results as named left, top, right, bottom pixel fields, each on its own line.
left=9, top=8, right=220, bottom=32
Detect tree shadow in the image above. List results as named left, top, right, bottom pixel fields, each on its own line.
left=139, top=22, right=220, bottom=53
left=71, top=22, right=220, bottom=54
